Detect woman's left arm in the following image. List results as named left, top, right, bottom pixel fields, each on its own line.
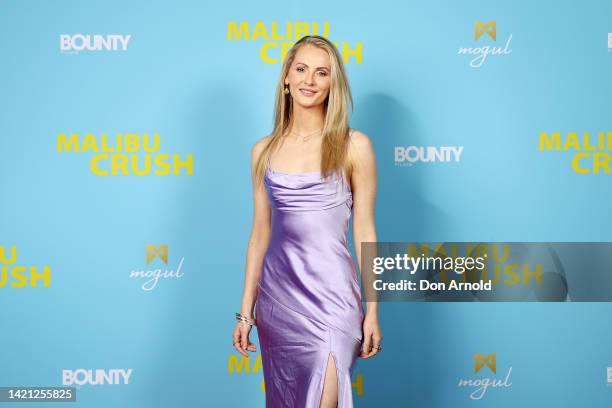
left=349, top=130, right=382, bottom=359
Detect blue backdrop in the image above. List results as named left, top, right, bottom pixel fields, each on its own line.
left=1, top=0, right=612, bottom=406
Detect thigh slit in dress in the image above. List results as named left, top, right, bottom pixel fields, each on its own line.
left=255, top=144, right=364, bottom=408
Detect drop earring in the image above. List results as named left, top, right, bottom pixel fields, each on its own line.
left=283, top=84, right=290, bottom=94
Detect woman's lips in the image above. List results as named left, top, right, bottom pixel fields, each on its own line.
left=299, top=89, right=317, bottom=97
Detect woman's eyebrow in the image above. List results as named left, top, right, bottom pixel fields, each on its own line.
left=295, top=62, right=330, bottom=70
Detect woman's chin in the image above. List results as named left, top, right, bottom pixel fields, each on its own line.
left=294, top=97, right=324, bottom=108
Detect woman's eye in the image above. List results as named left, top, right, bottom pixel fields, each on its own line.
left=318, top=71, right=328, bottom=77
left=297, top=67, right=304, bottom=72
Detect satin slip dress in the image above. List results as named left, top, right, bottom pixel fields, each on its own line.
left=255, top=132, right=364, bottom=408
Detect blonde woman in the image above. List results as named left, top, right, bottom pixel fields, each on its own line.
left=233, top=35, right=382, bottom=408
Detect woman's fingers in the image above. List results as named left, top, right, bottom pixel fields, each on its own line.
left=233, top=326, right=249, bottom=357
left=240, top=327, right=250, bottom=352
left=370, top=334, right=382, bottom=357
left=366, top=334, right=376, bottom=358
left=361, top=332, right=372, bottom=358
left=360, top=332, right=383, bottom=358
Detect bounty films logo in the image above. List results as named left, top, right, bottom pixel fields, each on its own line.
left=227, top=21, right=362, bottom=64
left=62, top=369, right=132, bottom=386
left=457, top=353, right=512, bottom=400
left=60, top=34, right=131, bottom=54
left=129, top=244, right=185, bottom=291
left=607, top=367, right=612, bottom=385
left=608, top=33, right=612, bottom=51
left=0, top=245, right=51, bottom=288
left=458, top=21, right=513, bottom=68
left=394, top=146, right=463, bottom=166
left=539, top=131, right=612, bottom=174
left=57, top=132, right=194, bottom=176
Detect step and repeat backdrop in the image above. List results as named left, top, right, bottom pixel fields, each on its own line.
left=2, top=0, right=612, bottom=407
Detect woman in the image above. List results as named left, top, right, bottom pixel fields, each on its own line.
left=232, top=34, right=381, bottom=408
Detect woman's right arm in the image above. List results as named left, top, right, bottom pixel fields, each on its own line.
left=233, top=137, right=272, bottom=357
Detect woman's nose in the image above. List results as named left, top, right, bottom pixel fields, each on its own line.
left=305, top=72, right=315, bottom=85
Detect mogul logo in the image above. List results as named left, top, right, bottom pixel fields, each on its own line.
left=539, top=131, right=612, bottom=174
left=56, top=132, right=194, bottom=176
left=607, top=367, right=612, bottom=384
left=60, top=34, right=131, bottom=53
left=475, top=21, right=496, bottom=40
left=129, top=244, right=185, bottom=291
left=394, top=146, right=463, bottom=166
left=608, top=33, right=612, bottom=50
left=227, top=21, right=363, bottom=64
left=146, top=244, right=168, bottom=264
left=475, top=353, right=496, bottom=373
left=458, top=20, right=512, bottom=68
left=62, top=369, right=132, bottom=386
left=458, top=353, right=512, bottom=400
left=0, top=245, right=51, bottom=288
left=228, top=353, right=364, bottom=396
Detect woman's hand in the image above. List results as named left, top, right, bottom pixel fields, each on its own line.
left=232, top=321, right=257, bottom=358
left=360, top=313, right=382, bottom=359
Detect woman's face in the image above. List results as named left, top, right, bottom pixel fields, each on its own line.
left=284, top=44, right=332, bottom=109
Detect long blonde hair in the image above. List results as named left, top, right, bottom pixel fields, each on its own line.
left=254, top=35, right=354, bottom=186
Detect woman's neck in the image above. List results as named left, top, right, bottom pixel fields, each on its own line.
left=289, top=104, right=325, bottom=135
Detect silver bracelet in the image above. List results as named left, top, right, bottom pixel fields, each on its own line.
left=235, top=312, right=257, bottom=326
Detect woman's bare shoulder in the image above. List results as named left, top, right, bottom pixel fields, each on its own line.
left=251, top=134, right=273, bottom=158
left=348, top=128, right=374, bottom=154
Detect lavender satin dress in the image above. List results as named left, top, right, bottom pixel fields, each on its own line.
left=255, top=151, right=364, bottom=407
